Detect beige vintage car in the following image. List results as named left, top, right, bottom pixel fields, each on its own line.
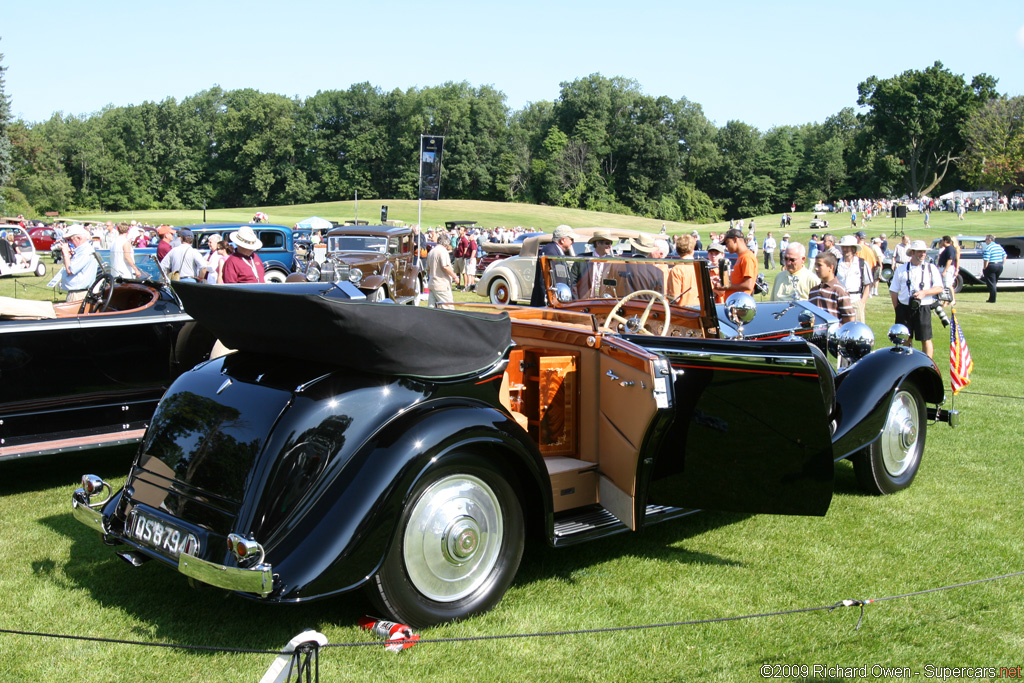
left=476, top=227, right=644, bottom=305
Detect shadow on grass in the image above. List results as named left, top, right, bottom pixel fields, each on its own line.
left=37, top=511, right=374, bottom=654
left=516, top=508, right=751, bottom=590
left=0, top=445, right=138, bottom=496
left=38, top=503, right=746, bottom=652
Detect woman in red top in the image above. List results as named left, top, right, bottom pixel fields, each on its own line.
left=221, top=226, right=266, bottom=283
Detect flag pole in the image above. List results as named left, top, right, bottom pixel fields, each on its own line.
left=418, top=135, right=424, bottom=230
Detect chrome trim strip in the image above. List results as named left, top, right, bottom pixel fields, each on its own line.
left=644, top=345, right=815, bottom=370
left=76, top=313, right=193, bottom=330
left=178, top=552, right=274, bottom=597
left=0, top=312, right=192, bottom=334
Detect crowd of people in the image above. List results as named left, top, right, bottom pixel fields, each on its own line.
left=20, top=211, right=1005, bottom=362
left=50, top=221, right=272, bottom=303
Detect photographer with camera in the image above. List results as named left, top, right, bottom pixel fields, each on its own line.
left=890, top=240, right=945, bottom=359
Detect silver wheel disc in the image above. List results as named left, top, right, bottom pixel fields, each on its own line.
left=880, top=390, right=920, bottom=477
left=403, top=474, right=504, bottom=602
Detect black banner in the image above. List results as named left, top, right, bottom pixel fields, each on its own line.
left=419, top=135, right=444, bottom=201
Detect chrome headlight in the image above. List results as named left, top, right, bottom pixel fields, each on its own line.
left=348, top=267, right=363, bottom=284
left=888, top=324, right=911, bottom=346
left=305, top=264, right=321, bottom=282
left=827, top=321, right=842, bottom=356
left=835, top=321, right=875, bottom=361
left=725, top=292, right=757, bottom=325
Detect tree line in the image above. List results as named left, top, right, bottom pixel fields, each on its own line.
left=2, top=60, right=1020, bottom=223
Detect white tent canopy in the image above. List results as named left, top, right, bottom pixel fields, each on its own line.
left=295, top=216, right=333, bottom=231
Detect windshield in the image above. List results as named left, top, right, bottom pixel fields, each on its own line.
left=328, top=235, right=388, bottom=253
left=542, top=255, right=712, bottom=309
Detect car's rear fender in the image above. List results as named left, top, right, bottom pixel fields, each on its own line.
left=267, top=400, right=549, bottom=602
left=958, top=266, right=984, bottom=285
left=831, top=347, right=944, bottom=461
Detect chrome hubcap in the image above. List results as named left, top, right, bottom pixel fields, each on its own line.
left=443, top=518, right=480, bottom=563
left=493, top=282, right=509, bottom=303
left=403, top=474, right=503, bottom=602
left=881, top=390, right=919, bottom=476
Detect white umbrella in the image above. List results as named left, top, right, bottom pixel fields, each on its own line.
left=296, top=216, right=333, bottom=231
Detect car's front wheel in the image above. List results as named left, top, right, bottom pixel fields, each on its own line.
left=367, top=457, right=524, bottom=627
left=853, top=384, right=926, bottom=495
left=488, top=277, right=513, bottom=305
left=369, top=286, right=386, bottom=302
left=35, top=261, right=46, bottom=277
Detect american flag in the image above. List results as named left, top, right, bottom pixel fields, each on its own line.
left=949, top=310, right=973, bottom=394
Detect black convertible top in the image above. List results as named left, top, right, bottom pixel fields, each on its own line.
left=173, top=282, right=512, bottom=379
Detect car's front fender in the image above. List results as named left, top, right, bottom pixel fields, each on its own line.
left=831, top=346, right=944, bottom=461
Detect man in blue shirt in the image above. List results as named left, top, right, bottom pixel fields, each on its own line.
left=59, top=225, right=98, bottom=302
left=981, top=234, right=1007, bottom=303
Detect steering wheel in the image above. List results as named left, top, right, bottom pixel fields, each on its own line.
left=599, top=290, right=671, bottom=336
left=80, top=273, right=115, bottom=314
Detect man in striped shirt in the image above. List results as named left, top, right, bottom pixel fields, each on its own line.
left=982, top=234, right=1006, bottom=303
left=809, top=253, right=855, bottom=324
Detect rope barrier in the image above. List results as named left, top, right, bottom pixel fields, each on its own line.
left=955, top=390, right=1024, bottom=401
left=1, top=569, right=1021, bottom=653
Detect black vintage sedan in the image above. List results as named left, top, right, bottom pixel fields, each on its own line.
left=73, top=256, right=957, bottom=627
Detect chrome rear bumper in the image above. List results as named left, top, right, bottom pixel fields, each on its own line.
left=178, top=552, right=274, bottom=598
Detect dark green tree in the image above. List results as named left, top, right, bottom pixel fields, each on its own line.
left=856, top=61, right=998, bottom=197
left=961, top=95, right=1024, bottom=193
left=0, top=45, right=12, bottom=213
left=704, top=121, right=775, bottom=218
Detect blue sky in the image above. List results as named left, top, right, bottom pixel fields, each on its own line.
left=3, top=0, right=1022, bottom=131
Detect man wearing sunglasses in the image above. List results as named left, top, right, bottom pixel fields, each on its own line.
left=770, top=243, right=819, bottom=301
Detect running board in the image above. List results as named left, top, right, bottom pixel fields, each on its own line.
left=551, top=504, right=697, bottom=546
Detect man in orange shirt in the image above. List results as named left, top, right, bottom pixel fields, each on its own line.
left=714, top=228, right=758, bottom=300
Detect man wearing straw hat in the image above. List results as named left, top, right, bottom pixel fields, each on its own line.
left=221, top=226, right=266, bottom=283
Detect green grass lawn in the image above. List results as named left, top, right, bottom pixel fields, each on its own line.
left=56, top=197, right=1024, bottom=244
left=1, top=202, right=1022, bottom=681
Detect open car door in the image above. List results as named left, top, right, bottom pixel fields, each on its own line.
left=633, top=336, right=835, bottom=517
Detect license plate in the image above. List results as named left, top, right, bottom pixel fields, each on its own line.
left=129, top=511, right=199, bottom=559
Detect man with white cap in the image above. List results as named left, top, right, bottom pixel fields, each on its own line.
left=890, top=240, right=944, bottom=358
left=836, top=235, right=873, bottom=323
left=222, top=226, right=266, bottom=283
left=59, top=225, right=98, bottom=302
left=530, top=225, right=579, bottom=306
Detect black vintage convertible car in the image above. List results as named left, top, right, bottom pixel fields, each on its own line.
left=0, top=267, right=369, bottom=461
left=73, top=255, right=957, bottom=627
left=0, top=271, right=203, bottom=461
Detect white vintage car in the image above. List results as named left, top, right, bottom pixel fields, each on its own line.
left=930, top=235, right=1024, bottom=291
left=0, top=226, right=48, bottom=278
left=476, top=228, right=642, bottom=305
